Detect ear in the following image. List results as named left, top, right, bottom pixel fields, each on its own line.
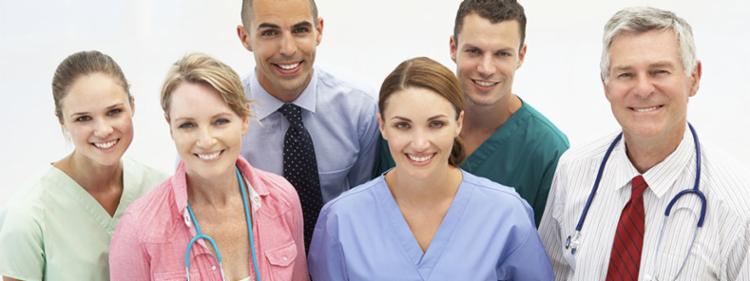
left=315, top=17, right=324, bottom=45
left=376, top=112, right=387, bottom=140
left=449, top=35, right=458, bottom=63
left=129, top=96, right=136, bottom=117
left=237, top=25, right=253, bottom=52
left=688, top=60, right=702, bottom=97
left=455, top=110, right=464, bottom=137
left=516, top=43, right=527, bottom=69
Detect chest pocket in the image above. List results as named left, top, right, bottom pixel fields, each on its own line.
left=265, top=241, right=299, bottom=281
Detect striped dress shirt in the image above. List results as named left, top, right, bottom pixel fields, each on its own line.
left=539, top=126, right=750, bottom=281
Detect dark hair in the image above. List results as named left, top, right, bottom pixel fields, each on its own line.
left=52, top=50, right=131, bottom=122
left=453, top=0, right=527, bottom=49
left=241, top=0, right=319, bottom=27
left=379, top=57, right=466, bottom=166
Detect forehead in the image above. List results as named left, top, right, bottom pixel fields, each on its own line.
left=251, top=0, right=314, bottom=26
left=383, top=87, right=456, bottom=118
left=62, top=73, right=128, bottom=111
left=609, top=29, right=682, bottom=69
left=169, top=82, right=232, bottom=118
left=457, top=13, right=521, bottom=48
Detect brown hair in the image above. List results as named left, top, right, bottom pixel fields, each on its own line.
left=51, top=50, right=131, bottom=122
left=160, top=53, right=250, bottom=118
left=379, top=57, right=466, bottom=166
left=454, top=0, right=527, bottom=50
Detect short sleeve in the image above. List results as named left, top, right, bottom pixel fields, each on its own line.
left=0, top=207, right=45, bottom=281
left=308, top=204, right=348, bottom=280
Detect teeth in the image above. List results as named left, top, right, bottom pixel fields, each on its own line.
left=197, top=151, right=221, bottom=160
left=634, top=106, right=659, bottom=112
left=278, top=63, right=300, bottom=70
left=407, top=154, right=433, bottom=162
left=94, top=140, right=116, bottom=149
left=474, top=80, right=497, bottom=87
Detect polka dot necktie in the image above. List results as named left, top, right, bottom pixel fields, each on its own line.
left=279, top=103, right=322, bottom=251
left=605, top=175, right=648, bottom=281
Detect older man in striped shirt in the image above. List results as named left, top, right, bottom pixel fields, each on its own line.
left=539, top=6, right=750, bottom=281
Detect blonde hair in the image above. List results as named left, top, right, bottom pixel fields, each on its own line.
left=161, top=53, right=250, bottom=118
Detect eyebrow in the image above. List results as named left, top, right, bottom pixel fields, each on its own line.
left=69, top=102, right=125, bottom=118
left=172, top=112, right=233, bottom=123
left=612, top=61, right=677, bottom=72
left=390, top=114, right=449, bottom=122
left=257, top=21, right=313, bottom=30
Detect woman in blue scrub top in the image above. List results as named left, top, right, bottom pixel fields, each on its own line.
left=308, top=57, right=553, bottom=281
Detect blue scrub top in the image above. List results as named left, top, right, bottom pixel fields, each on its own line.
left=309, top=170, right=554, bottom=281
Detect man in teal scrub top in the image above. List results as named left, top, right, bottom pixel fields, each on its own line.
left=374, top=0, right=569, bottom=226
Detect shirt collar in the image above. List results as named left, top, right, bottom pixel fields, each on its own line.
left=610, top=125, right=695, bottom=198
left=248, top=67, right=319, bottom=120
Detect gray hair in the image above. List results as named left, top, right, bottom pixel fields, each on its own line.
left=600, top=7, right=697, bottom=82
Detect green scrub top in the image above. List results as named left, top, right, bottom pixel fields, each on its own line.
left=0, top=158, right=166, bottom=281
left=373, top=100, right=569, bottom=226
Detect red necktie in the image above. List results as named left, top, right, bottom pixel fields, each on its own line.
left=606, top=175, right=648, bottom=281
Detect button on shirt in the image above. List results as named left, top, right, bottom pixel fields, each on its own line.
left=242, top=68, right=379, bottom=203
left=109, top=156, right=309, bottom=281
left=539, top=127, right=750, bottom=281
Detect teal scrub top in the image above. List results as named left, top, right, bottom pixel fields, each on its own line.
left=0, top=158, right=166, bottom=281
left=373, top=100, right=569, bottom=226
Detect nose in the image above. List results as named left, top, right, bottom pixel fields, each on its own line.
left=196, top=127, right=217, bottom=148
left=632, top=74, right=656, bottom=98
left=477, top=55, right=496, bottom=76
left=410, top=130, right=430, bottom=151
left=279, top=32, right=298, bottom=57
left=93, top=119, right=114, bottom=138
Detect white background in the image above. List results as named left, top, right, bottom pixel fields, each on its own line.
left=1, top=0, right=748, bottom=207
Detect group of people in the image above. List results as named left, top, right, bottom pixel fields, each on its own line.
left=1, top=0, right=748, bottom=280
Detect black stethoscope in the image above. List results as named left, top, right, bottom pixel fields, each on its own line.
left=184, top=167, right=262, bottom=281
left=564, top=123, right=707, bottom=280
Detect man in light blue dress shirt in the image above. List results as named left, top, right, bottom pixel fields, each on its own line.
left=235, top=0, right=378, bottom=204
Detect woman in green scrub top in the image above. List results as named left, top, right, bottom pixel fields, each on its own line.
left=0, top=51, right=166, bottom=281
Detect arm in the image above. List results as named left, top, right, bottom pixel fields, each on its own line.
left=538, top=170, right=571, bottom=281
left=0, top=208, right=44, bottom=281
left=532, top=142, right=568, bottom=227
left=728, top=219, right=750, bottom=280
left=308, top=206, right=348, bottom=281
left=108, top=212, right=150, bottom=281
left=498, top=226, right=554, bottom=281
left=347, top=101, right=379, bottom=187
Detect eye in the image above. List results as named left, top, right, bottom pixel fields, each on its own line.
left=465, top=48, right=481, bottom=56
left=213, top=118, right=230, bottom=126
left=616, top=72, right=634, bottom=79
left=292, top=26, right=311, bottom=34
left=393, top=122, right=410, bottom=130
left=429, top=120, right=447, bottom=129
left=260, top=29, right=279, bottom=38
left=178, top=122, right=196, bottom=129
left=74, top=115, right=92, bottom=122
left=496, top=51, right=513, bottom=57
left=107, top=108, right=123, bottom=116
left=651, top=69, right=671, bottom=76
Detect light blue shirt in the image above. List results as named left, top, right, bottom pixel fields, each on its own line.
left=241, top=67, right=379, bottom=202
left=309, top=170, right=554, bottom=281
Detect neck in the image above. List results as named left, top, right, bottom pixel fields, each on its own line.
left=54, top=152, right=123, bottom=193
left=623, top=124, right=686, bottom=173
left=462, top=94, right=521, bottom=134
left=187, top=167, right=241, bottom=207
left=386, top=165, right=462, bottom=206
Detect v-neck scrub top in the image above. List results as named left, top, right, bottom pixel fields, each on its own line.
left=308, top=170, right=554, bottom=281
left=0, top=158, right=166, bottom=281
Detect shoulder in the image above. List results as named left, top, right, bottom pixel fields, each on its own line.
left=462, top=172, right=531, bottom=211
left=699, top=146, right=750, bottom=215
left=315, top=68, right=377, bottom=110
left=516, top=100, right=570, bottom=149
left=556, top=132, right=618, bottom=171
left=119, top=176, right=176, bottom=228
left=320, top=176, right=382, bottom=217
left=249, top=166, right=299, bottom=206
left=122, top=158, right=168, bottom=194
left=0, top=168, right=63, bottom=245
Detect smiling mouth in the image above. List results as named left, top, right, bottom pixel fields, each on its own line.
left=472, top=79, right=499, bottom=88
left=629, top=105, right=663, bottom=112
left=273, top=61, right=303, bottom=75
left=406, top=153, right=435, bottom=163
left=92, top=139, right=118, bottom=150
left=195, top=150, right=224, bottom=161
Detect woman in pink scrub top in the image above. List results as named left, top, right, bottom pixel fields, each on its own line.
left=109, top=53, right=308, bottom=281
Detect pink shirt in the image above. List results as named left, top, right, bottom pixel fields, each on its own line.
left=109, top=156, right=308, bottom=281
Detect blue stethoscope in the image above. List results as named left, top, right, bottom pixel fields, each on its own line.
left=184, top=168, right=262, bottom=281
left=565, top=123, right=707, bottom=280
